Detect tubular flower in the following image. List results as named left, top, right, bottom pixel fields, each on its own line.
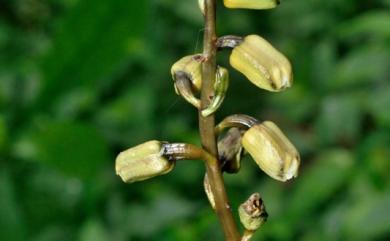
left=171, top=55, right=230, bottom=114
left=115, top=140, right=175, bottom=183
left=171, top=54, right=203, bottom=108
left=229, top=35, right=292, bottom=92
left=241, top=121, right=300, bottom=181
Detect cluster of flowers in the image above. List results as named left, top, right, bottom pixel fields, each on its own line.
left=115, top=0, right=300, bottom=234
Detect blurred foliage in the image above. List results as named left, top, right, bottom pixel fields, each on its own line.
left=0, top=0, right=389, bottom=240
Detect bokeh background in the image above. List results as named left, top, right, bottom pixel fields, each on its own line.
left=1, top=0, right=390, bottom=240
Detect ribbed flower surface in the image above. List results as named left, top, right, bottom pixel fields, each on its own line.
left=242, top=121, right=300, bottom=181
left=115, top=140, right=175, bottom=183
left=230, top=35, right=292, bottom=92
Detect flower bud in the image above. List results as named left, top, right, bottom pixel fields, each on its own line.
left=229, top=35, right=292, bottom=92
left=172, top=56, right=230, bottom=113
left=224, top=0, right=279, bottom=9
left=171, top=54, right=203, bottom=91
left=171, top=54, right=203, bottom=108
left=241, top=121, right=300, bottom=181
left=115, top=140, right=175, bottom=183
left=239, top=193, right=267, bottom=231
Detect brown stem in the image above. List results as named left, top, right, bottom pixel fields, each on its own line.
left=164, top=143, right=240, bottom=240
left=199, top=1, right=240, bottom=240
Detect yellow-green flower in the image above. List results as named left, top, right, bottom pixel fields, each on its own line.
left=242, top=121, right=300, bottom=181
left=115, top=140, right=175, bottom=183
left=230, top=35, right=292, bottom=92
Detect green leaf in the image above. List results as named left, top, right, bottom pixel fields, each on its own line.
left=333, top=47, right=390, bottom=89
left=36, top=0, right=148, bottom=109
left=267, top=86, right=317, bottom=123
left=31, top=225, right=73, bottom=241
left=311, top=39, right=337, bottom=91
left=161, top=0, right=203, bottom=25
left=315, top=94, right=363, bottom=145
left=338, top=11, right=390, bottom=40
left=0, top=170, right=25, bottom=241
left=79, top=219, right=109, bottom=241
left=0, top=115, right=7, bottom=151
left=126, top=193, right=195, bottom=238
left=13, top=120, right=109, bottom=180
left=287, top=149, right=353, bottom=218
left=366, top=85, right=390, bottom=127
left=358, top=131, right=390, bottom=186
left=344, top=191, right=390, bottom=240
left=95, top=83, right=156, bottom=145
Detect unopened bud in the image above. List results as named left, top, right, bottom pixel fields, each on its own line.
left=229, top=35, right=292, bottom=92
left=115, top=140, right=175, bottom=183
left=242, top=121, right=300, bottom=182
left=171, top=54, right=204, bottom=108
left=239, top=193, right=268, bottom=231
left=172, top=56, right=230, bottom=113
left=224, top=0, right=279, bottom=9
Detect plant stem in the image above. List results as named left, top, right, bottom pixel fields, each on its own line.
left=199, top=1, right=240, bottom=240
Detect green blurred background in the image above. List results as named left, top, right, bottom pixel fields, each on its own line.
left=1, top=0, right=390, bottom=240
